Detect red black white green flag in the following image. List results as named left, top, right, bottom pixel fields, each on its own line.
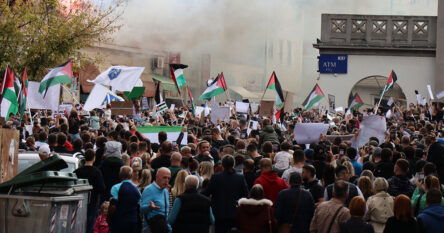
left=1, top=66, right=19, bottom=120
left=302, top=84, right=325, bottom=111
left=265, top=71, right=284, bottom=108
left=170, top=64, right=188, bottom=94
left=383, top=70, right=398, bottom=92
left=349, top=93, right=364, bottom=110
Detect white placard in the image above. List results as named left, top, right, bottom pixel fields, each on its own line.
left=170, top=104, right=175, bottom=111
left=211, top=106, right=231, bottom=124
left=293, top=123, right=329, bottom=144
left=235, top=101, right=250, bottom=113
left=335, top=106, right=344, bottom=112
left=427, top=85, right=434, bottom=100
left=357, top=115, right=387, bottom=147
left=436, top=91, right=444, bottom=99
left=250, top=103, right=260, bottom=113
left=195, top=106, right=205, bottom=116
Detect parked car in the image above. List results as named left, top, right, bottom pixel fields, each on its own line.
left=18, top=151, right=80, bottom=173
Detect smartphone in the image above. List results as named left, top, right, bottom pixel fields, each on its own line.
left=418, top=173, right=425, bottom=180
left=339, top=150, right=344, bottom=155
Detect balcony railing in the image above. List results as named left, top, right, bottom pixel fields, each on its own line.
left=319, top=14, right=437, bottom=48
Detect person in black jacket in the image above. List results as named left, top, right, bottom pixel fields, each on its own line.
left=168, top=175, right=214, bottom=233
left=325, top=165, right=364, bottom=206
left=340, top=196, right=374, bottom=233
left=302, top=165, right=325, bottom=205
left=374, top=148, right=394, bottom=180
left=275, top=172, right=315, bottom=233
left=151, top=141, right=173, bottom=170
left=202, top=155, right=249, bottom=233
left=387, top=159, right=415, bottom=198
left=74, top=149, right=106, bottom=233
left=426, top=134, right=444, bottom=183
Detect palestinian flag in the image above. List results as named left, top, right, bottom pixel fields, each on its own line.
left=19, top=67, right=28, bottom=119
left=187, top=85, right=196, bottom=116
left=39, top=61, right=73, bottom=96
left=349, top=93, right=364, bottom=110
left=265, top=71, right=284, bottom=108
left=199, top=75, right=225, bottom=100
left=383, top=70, right=397, bottom=92
left=154, top=82, right=167, bottom=112
left=303, top=84, right=325, bottom=110
left=1, top=67, right=19, bottom=120
left=170, top=64, right=188, bottom=91
left=137, top=126, right=187, bottom=144
left=275, top=108, right=285, bottom=123
left=219, top=73, right=228, bottom=90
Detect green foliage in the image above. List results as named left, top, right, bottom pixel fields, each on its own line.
left=0, top=0, right=123, bottom=80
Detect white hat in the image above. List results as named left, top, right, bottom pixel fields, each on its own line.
left=38, top=144, right=51, bottom=155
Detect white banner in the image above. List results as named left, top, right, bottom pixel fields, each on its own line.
left=27, top=81, right=60, bottom=111
left=293, top=123, right=329, bottom=144
left=357, top=115, right=387, bottom=147
left=236, top=101, right=250, bottom=113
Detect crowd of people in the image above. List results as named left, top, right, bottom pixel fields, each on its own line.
left=9, top=101, right=444, bottom=233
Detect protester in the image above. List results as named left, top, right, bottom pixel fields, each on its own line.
left=310, top=180, right=351, bottom=233
left=275, top=172, right=315, bottom=233
left=302, top=164, right=325, bottom=205
left=74, top=149, right=106, bottom=233
left=237, top=184, right=275, bottom=233
left=411, top=175, right=444, bottom=215
left=324, top=164, right=364, bottom=205
left=140, top=167, right=171, bottom=233
left=365, top=177, right=394, bottom=233
left=93, top=201, right=109, bottom=233
left=109, top=166, right=142, bottom=233
left=38, top=144, right=51, bottom=160
left=387, top=159, right=415, bottom=198
left=340, top=196, right=375, bottom=233
left=202, top=155, right=248, bottom=233
left=383, top=195, right=419, bottom=233
left=282, top=149, right=306, bottom=183
left=168, top=152, right=182, bottom=186
left=168, top=175, right=214, bottom=233
left=417, top=189, right=444, bottom=233
left=254, top=158, right=289, bottom=204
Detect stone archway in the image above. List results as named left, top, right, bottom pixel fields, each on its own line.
left=348, top=76, right=407, bottom=110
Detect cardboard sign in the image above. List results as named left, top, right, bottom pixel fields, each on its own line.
left=259, top=101, right=274, bottom=117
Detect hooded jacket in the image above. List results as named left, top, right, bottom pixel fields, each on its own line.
left=387, top=175, right=415, bottom=198
left=417, top=204, right=444, bottom=233
left=237, top=198, right=275, bottom=233
left=104, top=141, right=122, bottom=158
left=259, top=125, right=279, bottom=148
left=254, top=171, right=289, bottom=204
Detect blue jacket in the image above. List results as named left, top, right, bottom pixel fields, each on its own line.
left=417, top=204, right=444, bottom=233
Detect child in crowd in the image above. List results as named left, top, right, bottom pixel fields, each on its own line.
left=93, top=201, right=109, bottom=233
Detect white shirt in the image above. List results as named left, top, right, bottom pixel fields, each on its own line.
left=274, top=151, right=292, bottom=170
left=282, top=166, right=303, bottom=183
